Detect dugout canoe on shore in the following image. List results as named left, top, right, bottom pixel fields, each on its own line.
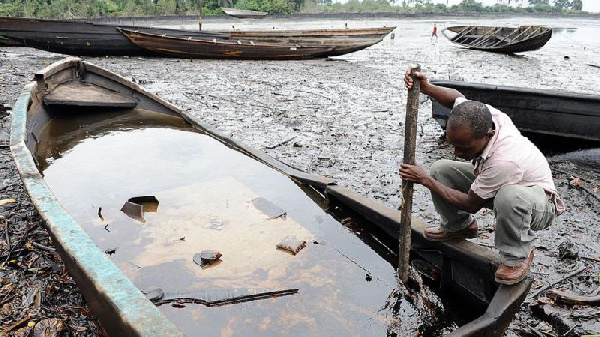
left=0, top=16, right=228, bottom=56
left=119, top=28, right=339, bottom=59
left=10, top=57, right=530, bottom=336
left=443, top=25, right=552, bottom=53
left=430, top=80, right=600, bottom=142
left=224, top=26, right=396, bottom=39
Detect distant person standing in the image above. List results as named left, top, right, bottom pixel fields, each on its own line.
left=432, top=23, right=438, bottom=41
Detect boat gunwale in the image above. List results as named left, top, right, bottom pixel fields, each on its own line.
left=430, top=79, right=600, bottom=104
left=11, top=57, right=531, bottom=337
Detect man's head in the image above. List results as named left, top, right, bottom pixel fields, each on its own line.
left=447, top=101, right=495, bottom=160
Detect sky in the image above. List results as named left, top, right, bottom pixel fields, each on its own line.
left=423, top=0, right=600, bottom=12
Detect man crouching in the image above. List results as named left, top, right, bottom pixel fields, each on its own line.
left=400, top=67, right=564, bottom=285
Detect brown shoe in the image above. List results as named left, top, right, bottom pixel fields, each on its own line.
left=495, top=250, right=534, bottom=285
left=424, top=220, right=478, bottom=241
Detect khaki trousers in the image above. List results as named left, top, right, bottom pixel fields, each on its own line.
left=429, top=160, right=556, bottom=266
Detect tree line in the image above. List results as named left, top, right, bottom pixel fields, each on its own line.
left=0, top=0, right=587, bottom=18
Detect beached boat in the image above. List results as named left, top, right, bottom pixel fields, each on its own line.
left=0, top=17, right=228, bottom=56
left=443, top=25, right=552, bottom=53
left=119, top=28, right=337, bottom=60
left=11, top=57, right=530, bottom=336
left=430, top=80, right=600, bottom=142
left=225, top=26, right=396, bottom=39
left=221, top=27, right=396, bottom=55
left=221, top=7, right=268, bottom=19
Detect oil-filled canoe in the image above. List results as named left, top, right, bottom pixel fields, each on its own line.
left=430, top=80, right=600, bottom=142
left=11, top=57, right=531, bottom=336
left=443, top=25, right=552, bottom=53
left=119, top=28, right=336, bottom=60
left=0, top=16, right=228, bottom=56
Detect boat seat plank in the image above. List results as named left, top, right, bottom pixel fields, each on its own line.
left=44, top=82, right=137, bottom=108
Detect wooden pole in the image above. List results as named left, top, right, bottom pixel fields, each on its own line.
left=398, top=64, right=421, bottom=283
left=198, top=0, right=205, bottom=31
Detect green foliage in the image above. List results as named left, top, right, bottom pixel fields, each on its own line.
left=455, top=0, right=485, bottom=12
left=234, top=0, right=295, bottom=13
left=0, top=0, right=590, bottom=18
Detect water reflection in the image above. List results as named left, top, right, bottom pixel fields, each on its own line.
left=36, top=109, right=451, bottom=336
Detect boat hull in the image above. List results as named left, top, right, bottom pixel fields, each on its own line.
left=120, top=28, right=336, bottom=60
left=444, top=25, right=552, bottom=54
left=0, top=17, right=228, bottom=56
left=11, top=57, right=531, bottom=336
left=430, top=80, right=600, bottom=141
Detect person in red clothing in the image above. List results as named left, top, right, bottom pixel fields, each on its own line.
left=432, top=23, right=438, bottom=41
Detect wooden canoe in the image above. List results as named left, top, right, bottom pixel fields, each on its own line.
left=224, top=26, right=396, bottom=39
left=221, top=7, right=268, bottom=19
left=430, top=80, right=600, bottom=142
left=443, top=25, right=552, bottom=53
left=11, top=57, right=531, bottom=337
left=0, top=16, right=228, bottom=56
left=119, top=28, right=336, bottom=60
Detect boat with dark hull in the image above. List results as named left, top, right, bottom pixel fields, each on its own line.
left=430, top=80, right=600, bottom=142
left=11, top=57, right=531, bottom=336
left=443, top=25, right=552, bottom=53
left=120, top=28, right=337, bottom=60
left=0, top=16, right=228, bottom=56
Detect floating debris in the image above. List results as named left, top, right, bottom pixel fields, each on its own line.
left=152, top=288, right=299, bottom=307
left=276, top=237, right=306, bottom=255
left=144, top=288, right=165, bottom=302
left=252, top=197, right=286, bottom=219
left=193, top=250, right=222, bottom=268
left=104, top=247, right=118, bottom=255
left=120, top=196, right=159, bottom=223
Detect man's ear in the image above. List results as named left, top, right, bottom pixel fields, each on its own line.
left=487, top=129, right=495, bottom=138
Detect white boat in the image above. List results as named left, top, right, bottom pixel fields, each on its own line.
left=221, top=7, right=267, bottom=19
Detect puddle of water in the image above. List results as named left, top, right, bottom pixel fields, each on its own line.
left=35, top=109, right=454, bottom=335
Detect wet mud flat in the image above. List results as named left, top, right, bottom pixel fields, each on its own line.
left=1, top=13, right=599, bottom=336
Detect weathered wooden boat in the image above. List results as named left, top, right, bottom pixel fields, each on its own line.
left=221, top=7, right=268, bottom=19
left=11, top=57, right=531, bottom=336
left=443, top=25, right=552, bottom=53
left=225, top=26, right=396, bottom=40
left=221, top=27, right=396, bottom=56
left=119, top=28, right=337, bottom=60
left=0, top=17, right=228, bottom=56
left=0, top=34, right=23, bottom=47
left=430, top=80, right=600, bottom=142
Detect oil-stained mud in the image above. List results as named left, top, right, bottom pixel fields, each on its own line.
left=1, top=14, right=599, bottom=336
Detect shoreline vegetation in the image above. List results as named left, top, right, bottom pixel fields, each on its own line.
left=0, top=0, right=593, bottom=20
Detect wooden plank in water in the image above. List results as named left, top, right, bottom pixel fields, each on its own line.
left=44, top=82, right=137, bottom=108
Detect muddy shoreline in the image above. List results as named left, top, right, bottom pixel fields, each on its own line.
left=1, top=14, right=600, bottom=336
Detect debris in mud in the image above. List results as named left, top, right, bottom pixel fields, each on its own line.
left=276, top=237, right=306, bottom=255
left=547, top=288, right=600, bottom=306
left=193, top=250, right=222, bottom=268
left=0, top=147, right=104, bottom=336
left=558, top=240, right=579, bottom=260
